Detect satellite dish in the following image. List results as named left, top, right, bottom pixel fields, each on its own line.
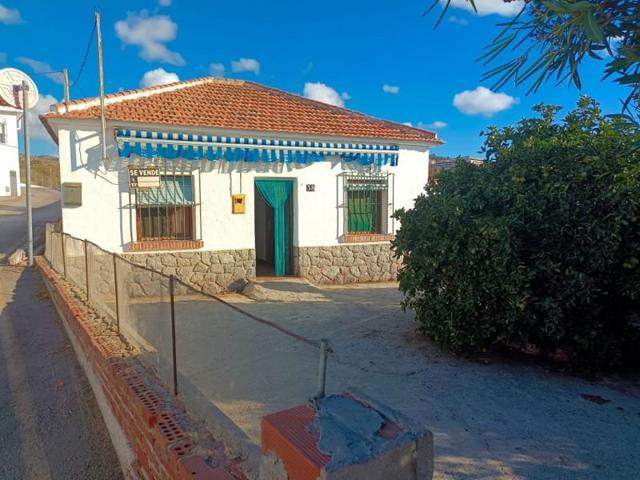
left=0, top=68, right=39, bottom=110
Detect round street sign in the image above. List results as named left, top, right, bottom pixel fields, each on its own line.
left=0, top=68, right=39, bottom=110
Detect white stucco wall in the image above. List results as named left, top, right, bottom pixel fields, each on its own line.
left=0, top=110, right=21, bottom=197
left=56, top=124, right=133, bottom=251
left=53, top=121, right=430, bottom=253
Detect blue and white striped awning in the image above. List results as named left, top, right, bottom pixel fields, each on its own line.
left=115, top=129, right=399, bottom=167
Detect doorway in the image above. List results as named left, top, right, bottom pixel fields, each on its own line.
left=254, top=179, right=294, bottom=277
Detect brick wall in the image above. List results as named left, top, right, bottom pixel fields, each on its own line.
left=36, top=256, right=246, bottom=480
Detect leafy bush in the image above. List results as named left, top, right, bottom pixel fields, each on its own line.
left=393, top=98, right=640, bottom=369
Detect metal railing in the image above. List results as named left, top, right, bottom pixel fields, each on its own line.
left=44, top=227, right=330, bottom=446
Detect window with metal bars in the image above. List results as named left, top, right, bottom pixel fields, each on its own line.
left=135, top=174, right=196, bottom=241
left=345, top=175, right=389, bottom=234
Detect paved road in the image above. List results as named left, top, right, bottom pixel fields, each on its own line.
left=0, top=266, right=123, bottom=480
left=0, top=188, right=61, bottom=259
left=0, top=188, right=122, bottom=479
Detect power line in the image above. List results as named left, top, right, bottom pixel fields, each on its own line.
left=29, top=70, right=65, bottom=86
left=71, top=19, right=97, bottom=87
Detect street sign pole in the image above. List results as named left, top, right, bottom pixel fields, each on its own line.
left=22, top=80, right=33, bottom=266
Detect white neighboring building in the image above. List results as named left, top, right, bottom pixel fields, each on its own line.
left=40, top=77, right=443, bottom=291
left=0, top=98, right=21, bottom=197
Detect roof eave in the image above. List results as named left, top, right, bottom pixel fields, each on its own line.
left=45, top=116, right=443, bottom=148
left=0, top=105, right=21, bottom=115
left=39, top=114, right=59, bottom=145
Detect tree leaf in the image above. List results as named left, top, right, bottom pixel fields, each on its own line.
left=584, top=11, right=605, bottom=43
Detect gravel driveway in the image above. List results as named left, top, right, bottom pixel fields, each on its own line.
left=127, top=279, right=640, bottom=480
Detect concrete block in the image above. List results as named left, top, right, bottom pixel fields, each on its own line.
left=260, top=389, right=433, bottom=480
left=7, top=248, right=26, bottom=265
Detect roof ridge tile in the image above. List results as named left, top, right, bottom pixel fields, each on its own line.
left=40, top=77, right=444, bottom=146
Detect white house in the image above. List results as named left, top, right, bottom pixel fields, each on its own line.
left=40, top=77, right=442, bottom=291
left=0, top=97, right=22, bottom=197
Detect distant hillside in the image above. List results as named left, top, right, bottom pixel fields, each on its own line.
left=429, top=154, right=484, bottom=181
left=430, top=154, right=484, bottom=166
left=19, top=155, right=60, bottom=188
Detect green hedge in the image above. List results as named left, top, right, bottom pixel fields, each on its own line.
left=393, top=98, right=640, bottom=369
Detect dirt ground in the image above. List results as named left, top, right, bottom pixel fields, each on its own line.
left=0, top=266, right=122, bottom=480
left=127, top=278, right=640, bottom=480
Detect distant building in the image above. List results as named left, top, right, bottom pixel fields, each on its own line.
left=0, top=97, right=21, bottom=196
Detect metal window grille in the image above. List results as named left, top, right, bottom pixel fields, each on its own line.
left=129, top=162, right=201, bottom=241
left=0, top=122, right=6, bottom=144
left=337, top=172, right=393, bottom=236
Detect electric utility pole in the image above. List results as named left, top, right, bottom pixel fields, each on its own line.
left=96, top=9, right=107, bottom=161
left=63, top=68, right=70, bottom=104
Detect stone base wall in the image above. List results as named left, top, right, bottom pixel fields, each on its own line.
left=122, top=249, right=256, bottom=295
left=295, top=243, right=401, bottom=285
left=117, top=244, right=398, bottom=294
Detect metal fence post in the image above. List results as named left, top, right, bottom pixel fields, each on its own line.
left=45, top=224, right=50, bottom=261
left=169, top=274, right=178, bottom=396
left=315, top=339, right=329, bottom=399
left=112, top=253, right=120, bottom=335
left=61, top=234, right=67, bottom=278
left=84, top=240, right=90, bottom=301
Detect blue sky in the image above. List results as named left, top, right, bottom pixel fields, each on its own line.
left=0, top=0, right=627, bottom=156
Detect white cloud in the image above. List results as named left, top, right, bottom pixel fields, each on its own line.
left=303, top=82, right=348, bottom=107
left=405, top=121, right=448, bottom=130
left=209, top=63, right=225, bottom=76
left=602, top=36, right=623, bottom=57
left=231, top=58, right=260, bottom=75
left=140, top=68, right=179, bottom=87
left=115, top=10, right=185, bottom=66
left=159, top=0, right=171, bottom=5
left=302, top=62, right=314, bottom=75
left=26, top=93, right=58, bottom=142
left=0, top=3, right=22, bottom=24
left=16, top=56, right=63, bottom=84
left=382, top=84, right=400, bottom=94
left=453, top=86, right=518, bottom=116
left=442, top=0, right=524, bottom=17
left=449, top=15, right=469, bottom=26
left=424, top=120, right=448, bottom=129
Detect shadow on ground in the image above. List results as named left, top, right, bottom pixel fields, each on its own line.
left=0, top=266, right=122, bottom=480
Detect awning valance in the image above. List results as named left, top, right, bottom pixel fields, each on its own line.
left=115, top=129, right=399, bottom=167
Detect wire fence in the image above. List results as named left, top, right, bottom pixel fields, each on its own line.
left=44, top=226, right=328, bottom=446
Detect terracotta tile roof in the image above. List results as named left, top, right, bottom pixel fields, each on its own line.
left=0, top=96, right=20, bottom=110
left=41, top=77, right=443, bottom=145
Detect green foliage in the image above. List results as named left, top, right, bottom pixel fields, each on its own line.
left=393, top=98, right=640, bottom=368
left=426, top=0, right=640, bottom=120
